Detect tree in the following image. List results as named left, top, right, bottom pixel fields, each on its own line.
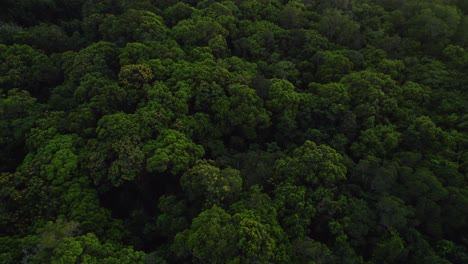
left=0, top=44, right=58, bottom=96
left=0, top=89, right=41, bottom=171
left=233, top=210, right=282, bottom=263
left=372, top=228, right=407, bottom=264
left=0, top=132, right=81, bottom=233
left=21, top=219, right=144, bottom=264
left=442, top=187, right=468, bottom=241
left=237, top=0, right=282, bottom=22
left=82, top=0, right=121, bottom=18
left=35, top=134, right=80, bottom=186
left=396, top=167, right=448, bottom=238
left=73, top=73, right=126, bottom=116
left=278, top=1, right=308, bottom=29
left=85, top=112, right=147, bottom=186
left=12, top=23, right=82, bottom=54
left=375, top=59, right=405, bottom=80
left=312, top=50, right=354, bottom=83
left=341, top=197, right=375, bottom=249
left=273, top=183, right=316, bottom=239
left=61, top=41, right=118, bottom=83
left=119, top=42, right=155, bottom=65
left=100, top=9, right=168, bottom=44
left=275, top=140, right=347, bottom=187
left=376, top=195, right=413, bottom=231
left=142, top=81, right=190, bottom=121
left=118, top=63, right=154, bottom=107
left=399, top=81, right=430, bottom=111
left=453, top=14, right=468, bottom=46
left=163, top=2, right=195, bottom=27
left=291, top=236, right=332, bottom=264
left=180, top=160, right=242, bottom=207
left=208, top=34, right=230, bottom=58
left=167, top=58, right=230, bottom=113
left=307, top=82, right=351, bottom=132
left=404, top=2, right=462, bottom=53
left=403, top=116, right=453, bottom=155
left=227, top=187, right=291, bottom=264
left=173, top=206, right=238, bottom=263
left=60, top=180, right=125, bottom=240
left=172, top=16, right=228, bottom=47
left=319, top=9, right=361, bottom=47
left=212, top=84, right=270, bottom=141
left=340, top=70, right=401, bottom=125
left=144, top=129, right=204, bottom=175
left=350, top=125, right=401, bottom=159
left=154, top=195, right=189, bottom=238
left=265, top=79, right=300, bottom=142
left=236, top=20, right=285, bottom=60
left=318, top=0, right=353, bottom=11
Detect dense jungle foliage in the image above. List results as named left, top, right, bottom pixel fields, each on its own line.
left=0, top=0, right=467, bottom=263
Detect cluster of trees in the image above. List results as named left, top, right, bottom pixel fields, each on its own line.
left=1, top=0, right=467, bottom=263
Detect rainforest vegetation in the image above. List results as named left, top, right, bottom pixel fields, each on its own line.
left=0, top=0, right=467, bottom=263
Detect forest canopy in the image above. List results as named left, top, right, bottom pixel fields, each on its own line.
left=0, top=0, right=467, bottom=263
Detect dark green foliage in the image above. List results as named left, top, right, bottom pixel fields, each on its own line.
left=0, top=89, right=41, bottom=171
left=0, top=44, right=59, bottom=96
left=1, top=0, right=467, bottom=263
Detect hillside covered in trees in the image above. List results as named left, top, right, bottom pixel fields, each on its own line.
left=1, top=0, right=467, bottom=263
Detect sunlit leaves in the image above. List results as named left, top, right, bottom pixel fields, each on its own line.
left=275, top=140, right=347, bottom=187
left=181, top=160, right=242, bottom=207
left=144, top=129, right=204, bottom=175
